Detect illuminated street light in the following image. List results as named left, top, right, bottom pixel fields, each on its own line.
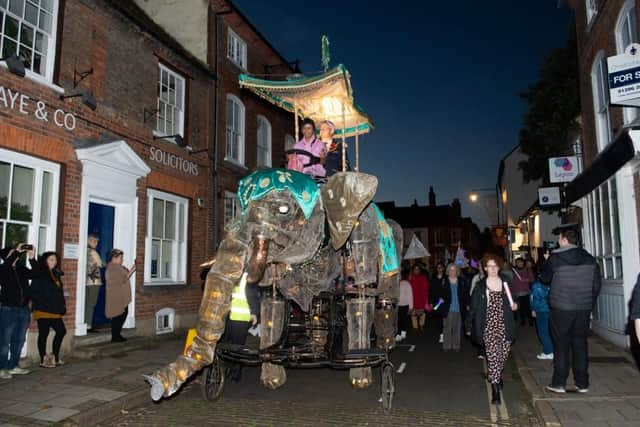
left=469, top=193, right=479, bottom=202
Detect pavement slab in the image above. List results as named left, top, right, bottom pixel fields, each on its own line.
left=28, top=406, right=80, bottom=422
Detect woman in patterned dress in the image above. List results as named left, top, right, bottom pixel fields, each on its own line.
left=466, top=254, right=518, bottom=404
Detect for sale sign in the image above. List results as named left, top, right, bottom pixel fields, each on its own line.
left=608, top=43, right=640, bottom=107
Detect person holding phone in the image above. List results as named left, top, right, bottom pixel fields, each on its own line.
left=105, top=249, right=135, bottom=343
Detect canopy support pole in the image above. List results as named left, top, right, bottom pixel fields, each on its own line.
left=355, top=131, right=360, bottom=172
left=294, top=100, right=299, bottom=140
left=341, top=102, right=346, bottom=172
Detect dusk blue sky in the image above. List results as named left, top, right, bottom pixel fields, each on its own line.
left=234, top=1, right=575, bottom=229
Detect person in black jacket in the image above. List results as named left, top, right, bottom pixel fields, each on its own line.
left=630, top=273, right=640, bottom=344
left=466, top=254, right=518, bottom=404
left=31, top=251, right=67, bottom=368
left=0, top=244, right=35, bottom=378
left=433, top=263, right=470, bottom=351
left=539, top=225, right=601, bottom=394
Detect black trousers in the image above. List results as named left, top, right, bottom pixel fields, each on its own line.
left=111, top=307, right=128, bottom=340
left=397, top=305, right=410, bottom=333
left=550, top=309, right=591, bottom=388
left=223, top=318, right=250, bottom=380
left=516, top=295, right=533, bottom=325
left=36, top=318, right=66, bottom=362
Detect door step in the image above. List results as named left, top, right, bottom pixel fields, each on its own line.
left=73, top=335, right=152, bottom=359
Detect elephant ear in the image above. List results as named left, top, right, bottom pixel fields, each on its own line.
left=321, top=172, right=378, bottom=250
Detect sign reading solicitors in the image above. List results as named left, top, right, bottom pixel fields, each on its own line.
left=0, top=85, right=78, bottom=131
left=149, top=147, right=199, bottom=176
left=608, top=43, right=640, bottom=107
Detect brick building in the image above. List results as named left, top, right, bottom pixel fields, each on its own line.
left=378, top=187, right=481, bottom=268
left=0, top=0, right=217, bottom=358
left=565, top=0, right=640, bottom=346
left=210, top=0, right=296, bottom=238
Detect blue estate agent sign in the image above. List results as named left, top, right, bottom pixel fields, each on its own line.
left=608, top=43, right=640, bottom=107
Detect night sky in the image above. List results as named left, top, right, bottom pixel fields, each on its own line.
left=234, top=0, right=575, bottom=229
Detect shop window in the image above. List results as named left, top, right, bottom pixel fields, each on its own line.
left=257, top=115, right=272, bottom=168
left=586, top=0, right=598, bottom=26
left=155, top=307, right=174, bottom=334
left=145, top=189, right=188, bottom=285
left=615, top=0, right=639, bottom=123
left=0, top=148, right=59, bottom=253
left=224, top=191, right=239, bottom=226
left=585, top=179, right=623, bottom=280
left=227, top=28, right=246, bottom=69
left=156, top=63, right=185, bottom=140
left=591, top=53, right=611, bottom=152
left=0, top=0, right=58, bottom=81
left=225, top=94, right=245, bottom=165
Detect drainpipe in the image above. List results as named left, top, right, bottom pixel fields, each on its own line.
left=212, top=8, right=232, bottom=250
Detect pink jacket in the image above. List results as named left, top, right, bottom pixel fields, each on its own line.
left=512, top=267, right=534, bottom=297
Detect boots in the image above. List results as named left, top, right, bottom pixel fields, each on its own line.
left=491, top=383, right=501, bottom=404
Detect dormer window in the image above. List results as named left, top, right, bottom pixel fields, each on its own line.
left=227, top=28, right=247, bottom=70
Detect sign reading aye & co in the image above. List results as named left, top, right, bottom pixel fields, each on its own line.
left=0, top=85, right=78, bottom=131
left=607, top=43, right=640, bottom=107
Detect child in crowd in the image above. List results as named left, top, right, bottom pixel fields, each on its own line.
left=530, top=278, right=553, bottom=360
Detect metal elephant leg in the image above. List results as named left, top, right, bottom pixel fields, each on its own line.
left=260, top=298, right=287, bottom=389
left=347, top=298, right=375, bottom=388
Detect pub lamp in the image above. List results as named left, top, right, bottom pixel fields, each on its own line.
left=153, top=134, right=186, bottom=147
left=0, top=54, right=26, bottom=77
left=60, top=91, right=98, bottom=111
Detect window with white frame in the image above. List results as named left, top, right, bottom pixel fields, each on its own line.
left=257, top=115, right=272, bottom=168
left=227, top=28, right=246, bottom=69
left=585, top=178, right=623, bottom=280
left=0, top=148, right=59, bottom=254
left=226, top=94, right=245, bottom=165
left=285, top=134, right=295, bottom=151
left=224, top=191, right=239, bottom=226
left=586, top=0, right=598, bottom=26
left=145, top=189, right=188, bottom=285
left=616, top=0, right=639, bottom=123
left=155, top=307, right=175, bottom=334
left=0, top=0, right=58, bottom=81
left=156, top=63, right=185, bottom=139
left=591, top=54, right=611, bottom=151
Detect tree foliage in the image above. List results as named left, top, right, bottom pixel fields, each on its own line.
left=518, top=27, right=580, bottom=183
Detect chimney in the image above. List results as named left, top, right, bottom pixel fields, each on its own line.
left=429, top=186, right=436, bottom=206
left=451, top=198, right=461, bottom=218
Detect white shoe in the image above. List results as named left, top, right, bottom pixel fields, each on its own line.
left=536, top=353, right=554, bottom=360
left=395, top=334, right=403, bottom=342
left=400, top=331, right=407, bottom=339
left=8, top=367, right=30, bottom=375
left=0, top=370, right=12, bottom=379
left=439, top=334, right=444, bottom=343
left=546, top=385, right=566, bottom=394
left=576, top=387, right=589, bottom=393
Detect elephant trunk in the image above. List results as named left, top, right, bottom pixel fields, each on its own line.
left=144, top=235, right=249, bottom=401
left=246, top=235, right=270, bottom=284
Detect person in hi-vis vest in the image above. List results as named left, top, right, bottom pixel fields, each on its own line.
left=224, top=272, right=260, bottom=382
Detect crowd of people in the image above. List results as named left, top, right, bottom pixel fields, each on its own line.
left=0, top=240, right=135, bottom=380
left=395, top=225, right=603, bottom=404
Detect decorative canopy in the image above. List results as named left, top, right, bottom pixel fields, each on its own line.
left=239, top=64, right=374, bottom=137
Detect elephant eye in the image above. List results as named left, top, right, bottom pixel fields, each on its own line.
left=278, top=205, right=290, bottom=215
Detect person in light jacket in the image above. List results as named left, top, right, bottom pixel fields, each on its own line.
left=105, top=249, right=135, bottom=343
left=396, top=269, right=413, bottom=342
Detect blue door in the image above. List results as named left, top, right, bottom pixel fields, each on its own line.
left=88, top=202, right=115, bottom=326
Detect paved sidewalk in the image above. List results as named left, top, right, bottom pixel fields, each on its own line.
left=513, top=323, right=640, bottom=427
left=0, top=334, right=184, bottom=426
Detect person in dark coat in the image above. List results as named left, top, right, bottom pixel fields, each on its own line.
left=430, top=262, right=446, bottom=343
left=466, top=254, right=517, bottom=405
left=319, top=120, right=351, bottom=177
left=434, top=263, right=470, bottom=351
left=539, top=225, right=601, bottom=394
left=0, top=245, right=34, bottom=378
left=31, top=251, right=67, bottom=368
left=630, top=273, right=640, bottom=344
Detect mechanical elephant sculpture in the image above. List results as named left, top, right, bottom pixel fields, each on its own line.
left=145, top=169, right=402, bottom=401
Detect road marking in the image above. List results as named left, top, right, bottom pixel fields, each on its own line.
left=408, top=345, right=415, bottom=352
left=396, top=362, right=406, bottom=374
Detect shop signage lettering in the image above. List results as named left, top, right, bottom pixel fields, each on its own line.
left=0, top=85, right=77, bottom=131
left=149, top=147, right=199, bottom=176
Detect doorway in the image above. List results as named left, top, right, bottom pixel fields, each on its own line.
left=87, top=202, right=115, bottom=328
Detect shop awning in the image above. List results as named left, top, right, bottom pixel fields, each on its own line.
left=239, top=64, right=373, bottom=137
left=565, top=127, right=637, bottom=204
